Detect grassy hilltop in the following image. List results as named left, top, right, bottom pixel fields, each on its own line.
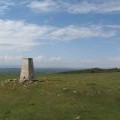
left=0, top=71, right=120, bottom=120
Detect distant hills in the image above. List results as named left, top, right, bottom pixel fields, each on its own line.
left=60, top=68, right=120, bottom=74
left=0, top=68, right=75, bottom=75
left=0, top=68, right=119, bottom=75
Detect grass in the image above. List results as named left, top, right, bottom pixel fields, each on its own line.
left=0, top=72, right=120, bottom=120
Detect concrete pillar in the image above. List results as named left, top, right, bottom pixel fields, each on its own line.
left=20, top=58, right=35, bottom=83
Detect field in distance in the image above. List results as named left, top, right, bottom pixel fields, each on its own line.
left=0, top=71, right=120, bottom=120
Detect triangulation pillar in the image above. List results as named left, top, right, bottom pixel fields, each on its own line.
left=20, top=58, right=35, bottom=83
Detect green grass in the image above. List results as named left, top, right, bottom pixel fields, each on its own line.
left=0, top=72, right=120, bottom=120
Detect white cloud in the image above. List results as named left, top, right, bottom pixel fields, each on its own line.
left=28, top=0, right=59, bottom=12
left=0, top=19, right=117, bottom=51
left=64, top=0, right=120, bottom=14
left=0, top=55, right=61, bottom=67
left=0, top=0, right=15, bottom=14
left=0, top=56, right=21, bottom=63
left=0, top=55, right=120, bottom=68
left=48, top=25, right=115, bottom=41
left=104, top=25, right=120, bottom=29
left=28, top=0, right=120, bottom=14
left=109, top=57, right=120, bottom=62
left=1, top=0, right=120, bottom=15
left=0, top=19, right=54, bottom=51
left=69, top=57, right=120, bottom=68
left=64, top=1, right=97, bottom=14
left=34, top=56, right=61, bottom=63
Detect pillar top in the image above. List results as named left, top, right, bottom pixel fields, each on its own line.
left=23, top=58, right=33, bottom=60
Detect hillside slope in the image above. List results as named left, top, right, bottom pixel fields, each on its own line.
left=0, top=72, right=120, bottom=120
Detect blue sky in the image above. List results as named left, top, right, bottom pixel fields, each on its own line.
left=0, top=0, right=120, bottom=68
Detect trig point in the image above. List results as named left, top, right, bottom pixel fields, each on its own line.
left=20, top=58, right=35, bottom=83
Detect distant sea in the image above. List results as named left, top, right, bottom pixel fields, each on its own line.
left=0, top=68, right=76, bottom=75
